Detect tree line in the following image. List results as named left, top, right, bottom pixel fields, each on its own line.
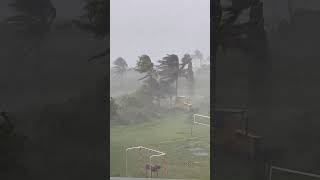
left=111, top=51, right=208, bottom=106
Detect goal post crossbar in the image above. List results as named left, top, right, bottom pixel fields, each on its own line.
left=125, top=146, right=166, bottom=177
left=191, top=114, right=210, bottom=136
left=269, top=165, right=320, bottom=180
left=193, top=114, right=210, bottom=127
left=194, top=114, right=210, bottom=118
left=193, top=121, right=210, bottom=127
left=126, top=146, right=165, bottom=155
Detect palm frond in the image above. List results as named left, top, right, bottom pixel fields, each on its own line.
left=138, top=74, right=150, bottom=81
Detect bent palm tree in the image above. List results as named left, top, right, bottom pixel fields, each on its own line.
left=180, top=54, right=194, bottom=96
left=135, top=55, right=159, bottom=104
left=157, top=54, right=180, bottom=96
left=180, top=54, right=194, bottom=81
left=192, top=50, right=203, bottom=67
left=135, top=55, right=157, bottom=83
left=112, top=57, right=128, bottom=85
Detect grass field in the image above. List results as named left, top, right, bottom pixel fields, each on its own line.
left=110, top=111, right=210, bottom=180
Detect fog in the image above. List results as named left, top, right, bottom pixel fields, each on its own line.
left=111, top=0, right=210, bottom=67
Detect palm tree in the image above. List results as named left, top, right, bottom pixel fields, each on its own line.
left=180, top=54, right=194, bottom=96
left=158, top=81, right=176, bottom=108
left=157, top=54, right=180, bottom=96
left=74, top=0, right=108, bottom=61
left=112, top=57, right=128, bottom=80
left=180, top=54, right=194, bottom=81
left=110, top=97, right=120, bottom=120
left=135, top=55, right=154, bottom=74
left=135, top=55, right=159, bottom=104
left=192, top=50, right=204, bottom=67
left=6, top=0, right=56, bottom=74
left=135, top=55, right=158, bottom=88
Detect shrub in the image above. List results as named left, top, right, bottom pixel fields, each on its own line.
left=112, top=91, right=161, bottom=125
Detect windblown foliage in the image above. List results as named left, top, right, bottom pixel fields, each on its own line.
left=180, top=54, right=194, bottom=81
left=112, top=57, right=128, bottom=78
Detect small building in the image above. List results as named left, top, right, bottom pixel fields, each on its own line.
left=174, top=96, right=192, bottom=111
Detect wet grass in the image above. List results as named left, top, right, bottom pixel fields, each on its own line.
left=110, top=111, right=210, bottom=180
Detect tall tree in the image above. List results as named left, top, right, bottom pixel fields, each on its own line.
left=74, top=0, right=108, bottom=61
left=180, top=54, right=194, bottom=81
left=135, top=55, right=159, bottom=104
left=157, top=54, right=180, bottom=96
left=112, top=57, right=128, bottom=80
left=158, top=81, right=176, bottom=108
left=192, top=50, right=204, bottom=67
left=135, top=55, right=158, bottom=85
left=110, top=97, right=120, bottom=120
left=135, top=55, right=154, bottom=74
left=180, top=54, right=194, bottom=96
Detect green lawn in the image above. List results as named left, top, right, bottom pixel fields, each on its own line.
left=110, top=111, right=210, bottom=180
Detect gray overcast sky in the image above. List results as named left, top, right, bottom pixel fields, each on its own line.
left=110, top=0, right=210, bottom=67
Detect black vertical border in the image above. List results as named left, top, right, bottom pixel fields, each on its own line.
left=106, top=0, right=110, bottom=178
left=210, top=0, right=220, bottom=179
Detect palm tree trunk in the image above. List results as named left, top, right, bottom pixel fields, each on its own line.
left=176, top=70, right=179, bottom=97
left=119, top=74, right=123, bottom=88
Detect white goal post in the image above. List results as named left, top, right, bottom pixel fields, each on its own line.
left=269, top=165, right=320, bottom=180
left=125, top=146, right=167, bottom=177
left=191, top=114, right=210, bottom=136
left=193, top=114, right=210, bottom=127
